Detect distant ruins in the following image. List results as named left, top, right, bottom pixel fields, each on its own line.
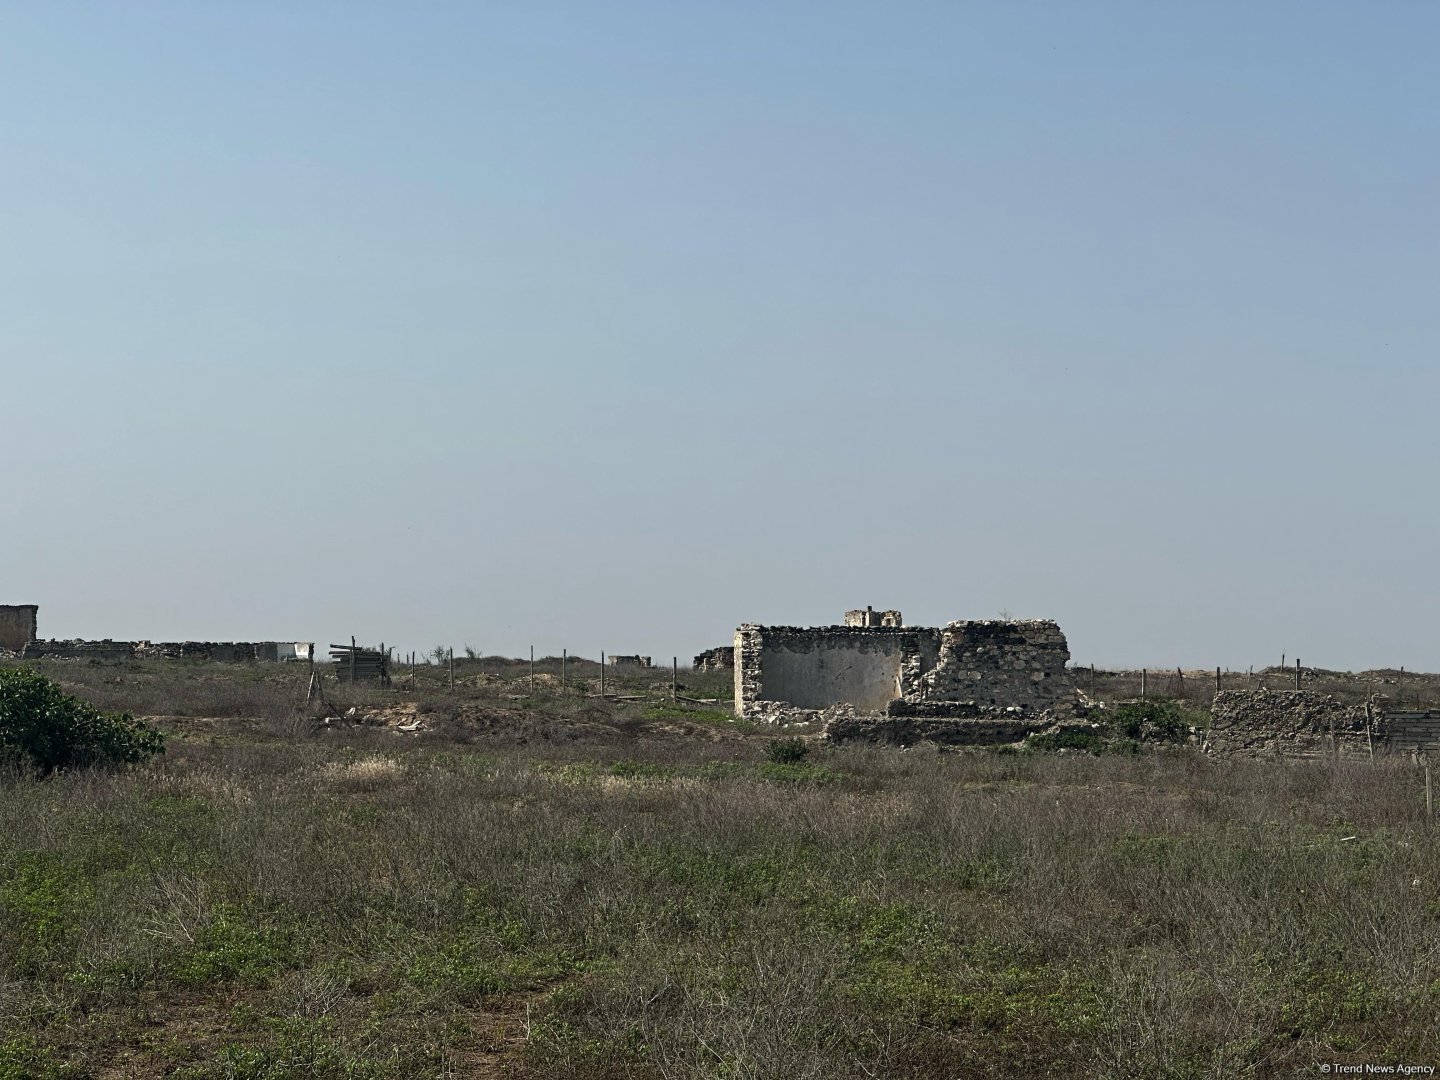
left=609, top=654, right=652, bottom=668
left=0, top=606, right=312, bottom=663
left=692, top=646, right=734, bottom=673
left=844, top=606, right=903, bottom=628
left=734, top=610, right=1074, bottom=728
left=16, top=640, right=314, bottom=663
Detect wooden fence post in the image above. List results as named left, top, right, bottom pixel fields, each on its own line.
left=601, top=652, right=606, bottom=697
left=562, top=649, right=567, bottom=691
left=1295, top=658, right=1301, bottom=691
left=1141, top=669, right=1147, bottom=699
left=1426, top=757, right=1433, bottom=823
left=672, top=656, right=678, bottom=701
left=350, top=636, right=356, bottom=685
left=1365, top=699, right=1375, bottom=763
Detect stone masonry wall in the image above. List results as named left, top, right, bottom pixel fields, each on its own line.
left=0, top=605, right=38, bottom=652
left=919, top=621, right=1071, bottom=711
left=693, top=646, right=735, bottom=672
left=1205, top=690, right=1378, bottom=759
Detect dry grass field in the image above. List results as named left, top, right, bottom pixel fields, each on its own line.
left=3, top=657, right=1440, bottom=1078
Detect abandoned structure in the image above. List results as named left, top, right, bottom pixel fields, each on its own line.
left=844, top=606, right=903, bottom=628
left=0, top=606, right=314, bottom=664
left=0, top=605, right=39, bottom=652
left=734, top=612, right=1073, bottom=726
left=693, top=646, right=735, bottom=672
left=331, top=643, right=390, bottom=685
left=609, top=654, right=652, bottom=668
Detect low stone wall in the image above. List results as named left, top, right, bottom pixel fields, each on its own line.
left=18, top=640, right=313, bottom=663
left=21, top=639, right=138, bottom=661
left=1205, top=690, right=1377, bottom=759
left=824, top=705, right=1052, bottom=746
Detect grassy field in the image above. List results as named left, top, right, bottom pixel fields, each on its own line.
left=3, top=658, right=1440, bottom=1078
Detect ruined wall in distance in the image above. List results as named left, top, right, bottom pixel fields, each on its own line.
left=693, top=646, right=735, bottom=672
left=19, top=640, right=313, bottom=663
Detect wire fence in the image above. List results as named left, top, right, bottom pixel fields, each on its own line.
left=1079, top=666, right=1440, bottom=710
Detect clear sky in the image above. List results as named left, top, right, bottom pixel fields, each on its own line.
left=4, top=2, right=1437, bottom=669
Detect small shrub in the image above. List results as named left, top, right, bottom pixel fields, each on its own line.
left=0, top=667, right=164, bottom=774
left=1106, top=700, right=1195, bottom=742
left=1026, top=730, right=1106, bottom=754
left=765, top=737, right=810, bottom=765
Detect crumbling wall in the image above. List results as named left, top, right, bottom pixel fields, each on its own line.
left=1205, top=690, right=1377, bottom=759
left=0, top=605, right=38, bottom=652
left=918, top=621, right=1071, bottom=711
left=824, top=704, right=1050, bottom=746
left=693, top=646, right=734, bottom=672
left=609, top=654, right=651, bottom=668
left=20, top=639, right=135, bottom=661
left=735, top=626, right=916, bottom=717
left=738, top=627, right=925, bottom=712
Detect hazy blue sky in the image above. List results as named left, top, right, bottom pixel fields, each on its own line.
left=4, top=3, right=1437, bottom=668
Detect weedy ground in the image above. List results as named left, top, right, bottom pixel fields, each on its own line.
left=3, top=657, right=1440, bottom=1078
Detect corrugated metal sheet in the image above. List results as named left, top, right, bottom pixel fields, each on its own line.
left=1382, top=710, right=1440, bottom=752
left=330, top=644, right=390, bottom=685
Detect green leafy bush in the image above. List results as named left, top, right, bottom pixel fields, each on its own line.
left=1105, top=700, right=1193, bottom=742
left=1026, top=730, right=1106, bottom=754
left=0, top=667, right=164, bottom=774
left=765, top=737, right=810, bottom=765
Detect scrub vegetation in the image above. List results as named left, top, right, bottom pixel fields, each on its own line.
left=2, top=656, right=1438, bottom=1078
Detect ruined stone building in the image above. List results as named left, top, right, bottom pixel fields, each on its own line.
left=0, top=605, right=38, bottom=652
left=734, top=611, right=1073, bottom=724
left=844, top=606, right=903, bottom=628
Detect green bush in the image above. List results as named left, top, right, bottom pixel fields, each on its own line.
left=0, top=667, right=164, bottom=774
left=1026, top=730, right=1106, bottom=754
left=765, top=737, right=810, bottom=765
left=1106, top=700, right=1193, bottom=742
